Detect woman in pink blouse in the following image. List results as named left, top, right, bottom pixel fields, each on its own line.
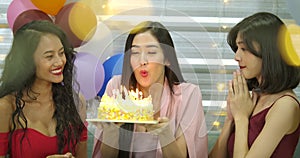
left=92, top=21, right=208, bottom=158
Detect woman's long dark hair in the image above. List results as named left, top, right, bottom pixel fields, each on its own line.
left=227, top=12, right=300, bottom=93
left=118, top=21, right=185, bottom=157
left=122, top=21, right=185, bottom=93
left=0, top=20, right=84, bottom=154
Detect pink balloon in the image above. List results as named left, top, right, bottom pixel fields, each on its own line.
left=74, top=52, right=105, bottom=100
left=7, top=0, right=38, bottom=29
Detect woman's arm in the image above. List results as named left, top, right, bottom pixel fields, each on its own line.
left=145, top=84, right=208, bottom=158
left=161, top=126, right=188, bottom=158
left=209, top=93, right=235, bottom=158
left=78, top=93, right=87, bottom=122
left=99, top=124, right=120, bottom=158
left=0, top=96, right=12, bottom=132
left=146, top=117, right=187, bottom=158
left=234, top=96, right=300, bottom=158
left=161, top=127, right=187, bottom=158
left=229, top=71, right=300, bottom=157
left=209, top=118, right=234, bottom=158
left=0, top=96, right=13, bottom=158
left=75, top=93, right=88, bottom=157
left=92, top=122, right=121, bottom=158
left=92, top=132, right=118, bottom=158
left=174, top=84, right=208, bottom=158
left=75, top=141, right=88, bottom=158
left=99, top=144, right=119, bottom=158
left=228, top=71, right=255, bottom=158
left=233, top=117, right=249, bottom=158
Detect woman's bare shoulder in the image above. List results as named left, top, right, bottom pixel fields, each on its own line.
left=0, top=95, right=14, bottom=113
left=0, top=94, right=14, bottom=132
left=266, top=91, right=299, bottom=133
left=78, top=93, right=87, bottom=121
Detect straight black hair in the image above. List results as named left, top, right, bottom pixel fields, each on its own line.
left=227, top=12, right=300, bottom=93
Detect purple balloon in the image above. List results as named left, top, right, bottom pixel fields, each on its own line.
left=74, top=52, right=105, bottom=100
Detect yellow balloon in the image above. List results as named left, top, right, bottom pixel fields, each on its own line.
left=69, top=2, right=97, bottom=41
left=279, top=24, right=300, bottom=66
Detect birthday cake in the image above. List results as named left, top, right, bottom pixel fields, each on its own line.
left=97, top=87, right=154, bottom=121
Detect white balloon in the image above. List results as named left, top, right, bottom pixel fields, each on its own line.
left=76, top=22, right=114, bottom=63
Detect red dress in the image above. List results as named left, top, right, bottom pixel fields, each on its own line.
left=0, top=126, right=87, bottom=158
left=227, top=94, right=300, bottom=158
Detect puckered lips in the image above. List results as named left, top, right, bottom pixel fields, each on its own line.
left=239, top=66, right=246, bottom=69
left=51, top=67, right=63, bottom=75
left=140, top=69, right=148, bottom=77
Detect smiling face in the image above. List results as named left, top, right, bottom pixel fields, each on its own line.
left=34, top=33, right=66, bottom=84
left=130, top=31, right=167, bottom=91
left=235, top=32, right=262, bottom=82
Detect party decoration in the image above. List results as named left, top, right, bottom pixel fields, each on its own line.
left=55, top=3, right=82, bottom=47
left=75, top=52, right=105, bottom=100
left=97, top=53, right=124, bottom=97
left=7, top=0, right=37, bottom=30
left=287, top=0, right=300, bottom=25
left=68, top=2, right=97, bottom=41
left=279, top=24, right=300, bottom=66
left=55, top=2, right=97, bottom=48
left=31, top=0, right=66, bottom=15
left=76, top=22, right=113, bottom=59
left=13, top=9, right=52, bottom=34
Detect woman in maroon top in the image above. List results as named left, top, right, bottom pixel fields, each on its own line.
left=209, top=12, right=300, bottom=158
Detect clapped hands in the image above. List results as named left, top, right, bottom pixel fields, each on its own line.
left=227, top=70, right=257, bottom=121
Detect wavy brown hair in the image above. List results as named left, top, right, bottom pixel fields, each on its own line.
left=0, top=20, right=84, bottom=154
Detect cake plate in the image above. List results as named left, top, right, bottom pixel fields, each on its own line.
left=86, top=118, right=158, bottom=124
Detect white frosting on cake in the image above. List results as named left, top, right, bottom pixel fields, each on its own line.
left=98, top=86, right=154, bottom=121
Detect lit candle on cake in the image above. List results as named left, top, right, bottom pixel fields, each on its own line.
left=139, top=91, right=143, bottom=100
left=97, top=86, right=154, bottom=121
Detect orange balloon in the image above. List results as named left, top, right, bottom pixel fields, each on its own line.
left=55, top=2, right=83, bottom=48
left=31, top=0, right=66, bottom=15
left=69, top=2, right=97, bottom=41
